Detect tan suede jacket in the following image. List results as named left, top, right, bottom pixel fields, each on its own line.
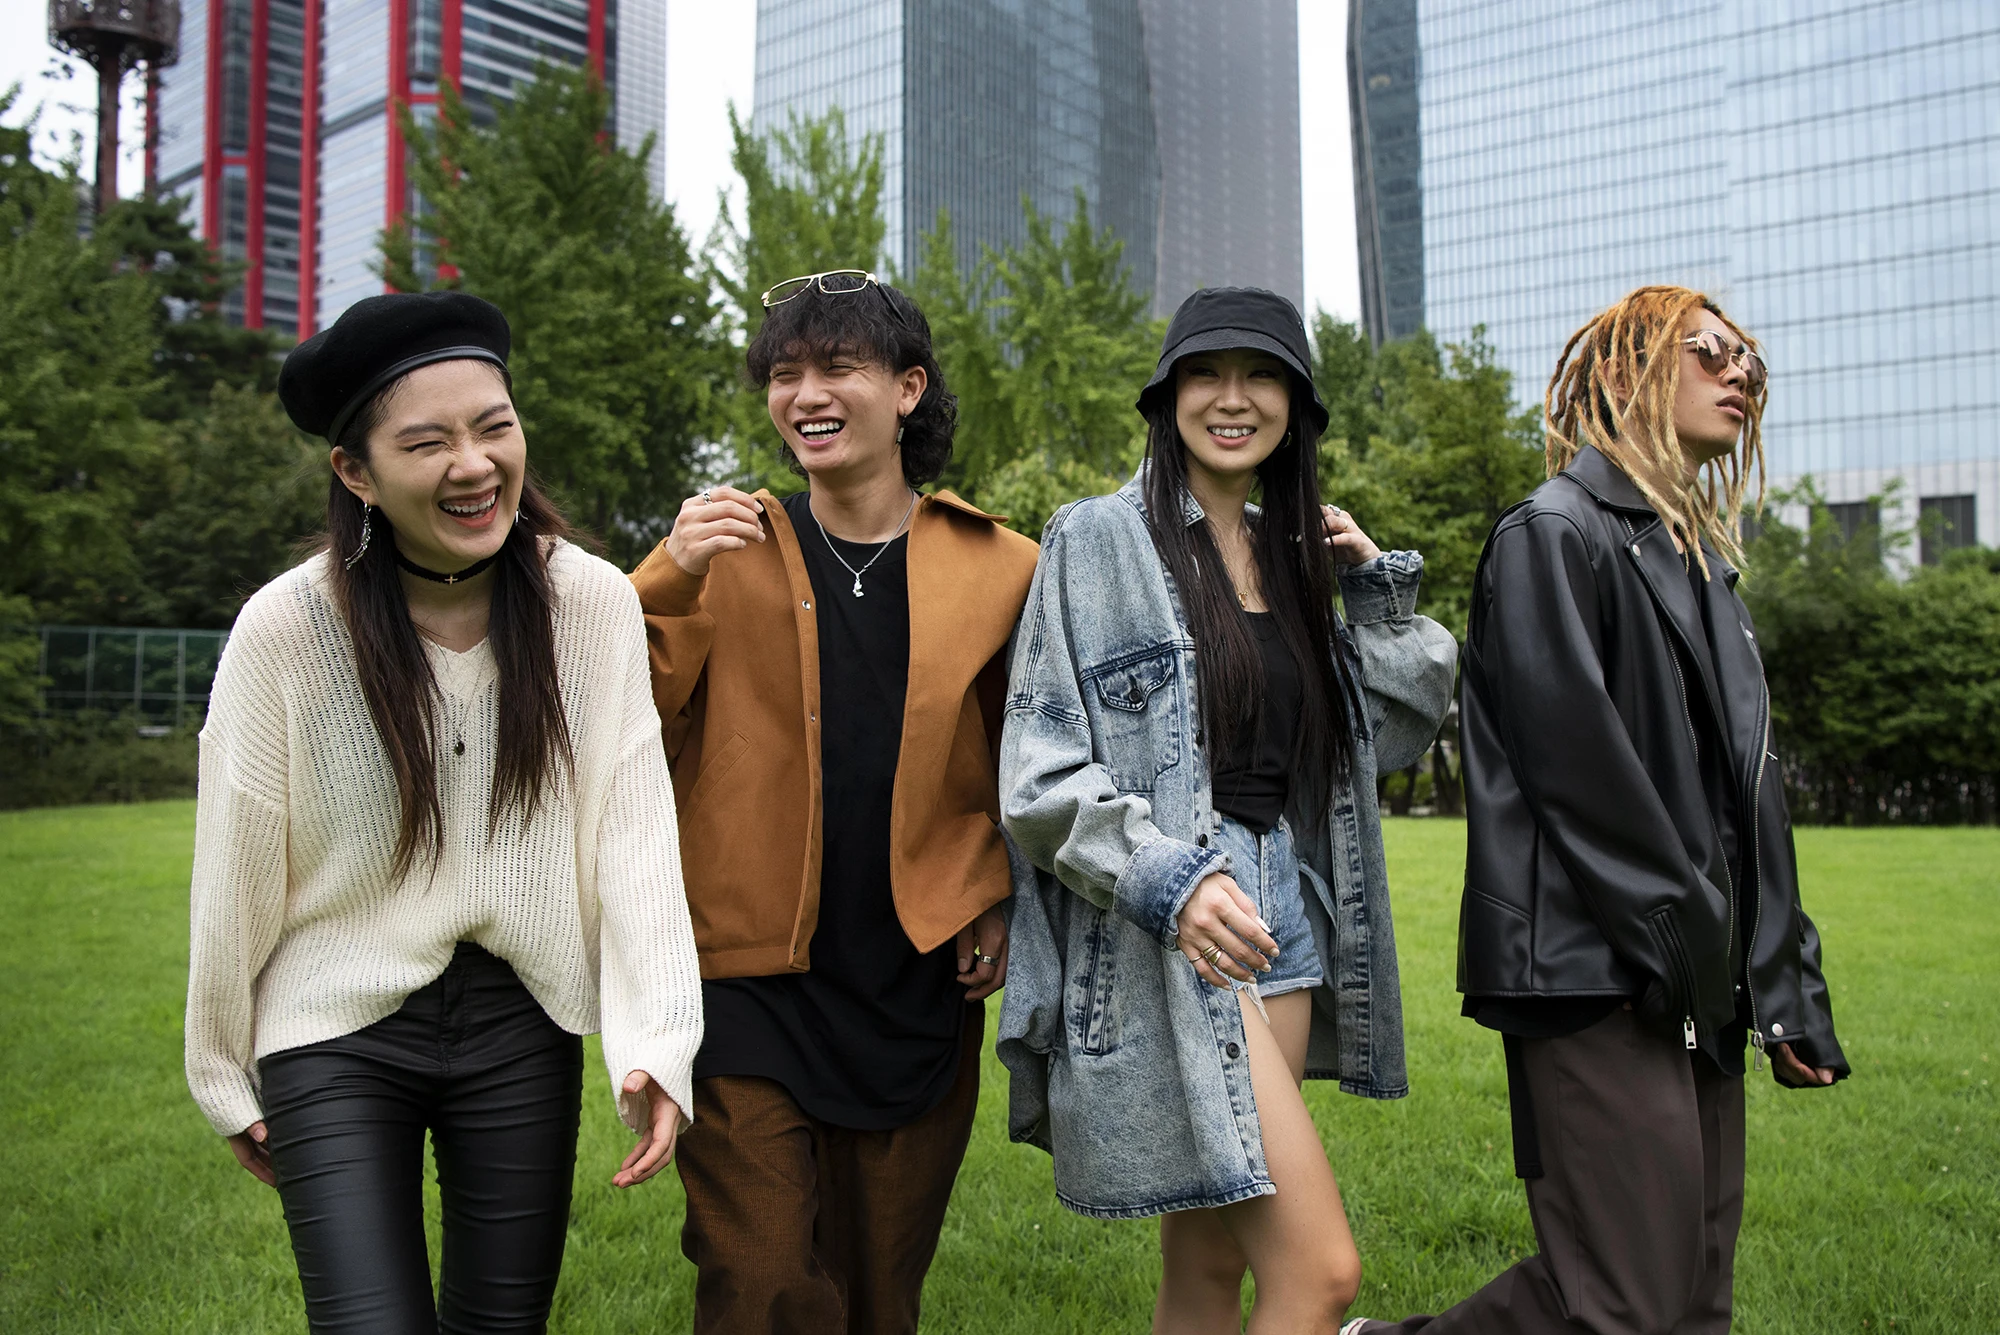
left=630, top=490, right=1039, bottom=979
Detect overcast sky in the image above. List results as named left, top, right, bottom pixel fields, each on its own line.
left=3, top=1, right=1359, bottom=321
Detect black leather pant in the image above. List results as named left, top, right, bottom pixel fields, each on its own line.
left=259, top=943, right=584, bottom=1334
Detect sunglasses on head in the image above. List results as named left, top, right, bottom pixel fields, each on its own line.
left=761, top=269, right=881, bottom=308
left=1681, top=329, right=1767, bottom=394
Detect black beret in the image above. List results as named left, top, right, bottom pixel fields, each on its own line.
left=279, top=291, right=511, bottom=442
left=1138, top=286, right=1329, bottom=438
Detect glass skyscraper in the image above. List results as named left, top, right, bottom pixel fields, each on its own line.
left=754, top=0, right=1304, bottom=315
left=156, top=0, right=667, bottom=338
left=1353, top=0, right=2000, bottom=560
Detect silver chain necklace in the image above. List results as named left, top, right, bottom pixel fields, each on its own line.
left=809, top=490, right=919, bottom=597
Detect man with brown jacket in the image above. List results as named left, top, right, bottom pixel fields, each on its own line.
left=630, top=272, right=1038, bottom=1334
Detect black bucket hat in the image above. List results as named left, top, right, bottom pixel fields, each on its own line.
left=1137, top=286, right=1329, bottom=438
left=279, top=290, right=511, bottom=443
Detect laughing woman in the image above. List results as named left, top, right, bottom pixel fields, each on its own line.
left=998, top=288, right=1457, bottom=1332
left=184, top=292, right=702, bottom=1333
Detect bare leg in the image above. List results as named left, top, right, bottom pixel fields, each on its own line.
left=1153, top=992, right=1359, bottom=1334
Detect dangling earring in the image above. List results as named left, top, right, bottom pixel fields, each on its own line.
left=344, top=501, right=373, bottom=569
left=896, top=422, right=906, bottom=444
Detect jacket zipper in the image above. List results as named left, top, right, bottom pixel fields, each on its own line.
left=1650, top=908, right=1701, bottom=1051
left=1628, top=518, right=1734, bottom=1055
left=1743, top=683, right=1771, bottom=1071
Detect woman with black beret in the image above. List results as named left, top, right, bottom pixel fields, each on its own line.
left=183, top=290, right=703, bottom=1331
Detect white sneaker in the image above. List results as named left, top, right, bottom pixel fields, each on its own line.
left=1340, top=1321, right=1374, bottom=1335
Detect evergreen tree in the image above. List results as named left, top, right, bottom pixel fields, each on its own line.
left=94, top=194, right=282, bottom=421
left=0, top=90, right=164, bottom=626
left=131, top=383, right=323, bottom=627
left=385, top=65, right=723, bottom=563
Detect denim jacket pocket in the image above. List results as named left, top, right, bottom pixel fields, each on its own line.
left=1084, top=647, right=1184, bottom=793
left=1068, top=903, right=1123, bottom=1055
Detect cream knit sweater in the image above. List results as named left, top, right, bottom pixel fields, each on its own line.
left=184, top=544, right=702, bottom=1137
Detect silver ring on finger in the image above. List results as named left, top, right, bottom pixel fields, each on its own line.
left=1201, top=944, right=1223, bottom=966
left=976, top=953, right=998, bottom=967
left=699, top=490, right=713, bottom=505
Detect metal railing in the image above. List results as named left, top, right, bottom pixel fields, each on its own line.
left=35, top=626, right=229, bottom=730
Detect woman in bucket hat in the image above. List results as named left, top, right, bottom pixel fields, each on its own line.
left=184, top=291, right=702, bottom=1332
left=997, top=287, right=1457, bottom=1331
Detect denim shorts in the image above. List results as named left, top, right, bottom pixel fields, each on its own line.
left=1214, top=815, right=1325, bottom=999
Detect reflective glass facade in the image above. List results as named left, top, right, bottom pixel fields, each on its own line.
left=156, top=0, right=664, bottom=336
left=904, top=0, right=1156, bottom=293
left=754, top=0, right=905, bottom=265
left=1349, top=0, right=1420, bottom=341
left=755, top=0, right=1301, bottom=311
left=1369, top=0, right=2000, bottom=552
left=1141, top=0, right=1301, bottom=315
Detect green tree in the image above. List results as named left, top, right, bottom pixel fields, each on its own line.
left=385, top=65, right=723, bottom=563
left=132, top=383, right=323, bottom=627
left=1316, top=321, right=1542, bottom=634
left=1741, top=486, right=1999, bottom=823
left=0, top=90, right=164, bottom=626
left=94, top=195, right=282, bottom=421
left=909, top=194, right=1162, bottom=535
left=708, top=105, right=889, bottom=494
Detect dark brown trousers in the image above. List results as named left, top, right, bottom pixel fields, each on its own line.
left=1370, top=1006, right=1746, bottom=1335
left=675, top=1005, right=982, bottom=1335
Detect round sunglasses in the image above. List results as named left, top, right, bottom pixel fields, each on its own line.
left=1682, top=329, right=1767, bottom=394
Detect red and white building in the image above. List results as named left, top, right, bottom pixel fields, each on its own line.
left=155, top=0, right=665, bottom=337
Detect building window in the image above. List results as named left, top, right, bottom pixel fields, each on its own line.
left=1825, top=500, right=1879, bottom=546
left=1919, top=494, right=1977, bottom=566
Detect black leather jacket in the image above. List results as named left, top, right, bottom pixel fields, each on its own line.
left=1459, top=446, right=1847, bottom=1078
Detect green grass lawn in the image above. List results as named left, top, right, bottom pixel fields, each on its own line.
left=1, top=804, right=1994, bottom=1332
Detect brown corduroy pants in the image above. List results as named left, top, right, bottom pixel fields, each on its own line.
left=675, top=1004, right=983, bottom=1335
left=1364, top=1005, right=1747, bottom=1334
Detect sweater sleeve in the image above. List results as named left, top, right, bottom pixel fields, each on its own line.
left=184, top=607, right=292, bottom=1137
left=594, top=589, right=705, bottom=1133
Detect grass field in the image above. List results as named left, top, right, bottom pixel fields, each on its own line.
left=1, top=803, right=1994, bottom=1332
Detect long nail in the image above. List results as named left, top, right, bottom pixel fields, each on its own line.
left=1257, top=916, right=1272, bottom=933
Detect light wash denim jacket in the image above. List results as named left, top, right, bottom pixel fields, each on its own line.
left=996, top=475, right=1458, bottom=1218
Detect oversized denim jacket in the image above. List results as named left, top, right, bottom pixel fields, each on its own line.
left=996, top=476, right=1458, bottom=1218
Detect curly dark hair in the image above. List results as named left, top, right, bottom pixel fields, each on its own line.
left=743, top=278, right=958, bottom=487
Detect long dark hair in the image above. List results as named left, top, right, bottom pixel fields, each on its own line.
left=323, top=369, right=576, bottom=878
left=1141, top=376, right=1356, bottom=808
left=743, top=280, right=958, bottom=487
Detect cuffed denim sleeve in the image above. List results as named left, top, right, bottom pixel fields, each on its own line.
left=1340, top=551, right=1459, bottom=774
left=1000, top=502, right=1223, bottom=948
left=1114, top=834, right=1226, bottom=945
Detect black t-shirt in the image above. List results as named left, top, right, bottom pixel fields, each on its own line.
left=1467, top=566, right=1751, bottom=1045
left=691, top=493, right=964, bottom=1129
left=1211, top=611, right=1302, bottom=834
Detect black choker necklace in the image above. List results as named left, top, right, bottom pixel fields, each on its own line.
left=396, top=552, right=499, bottom=585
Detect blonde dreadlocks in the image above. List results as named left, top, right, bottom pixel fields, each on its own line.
left=1544, top=285, right=1767, bottom=576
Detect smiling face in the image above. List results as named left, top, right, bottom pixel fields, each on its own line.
left=1173, top=347, right=1294, bottom=486
left=1672, top=308, right=1755, bottom=470
left=765, top=348, right=926, bottom=485
left=331, top=359, right=524, bottom=572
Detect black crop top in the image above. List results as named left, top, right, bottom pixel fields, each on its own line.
left=1210, top=611, right=1302, bottom=834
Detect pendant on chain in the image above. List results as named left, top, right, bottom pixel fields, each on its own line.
left=852, top=577, right=865, bottom=597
